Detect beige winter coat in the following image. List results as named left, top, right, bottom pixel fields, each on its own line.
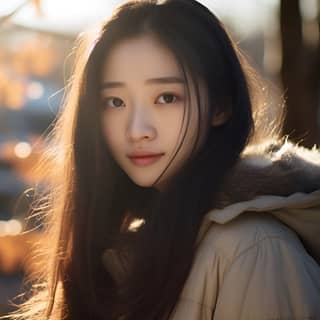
left=170, top=140, right=320, bottom=319
left=104, top=140, right=320, bottom=319
left=170, top=190, right=320, bottom=319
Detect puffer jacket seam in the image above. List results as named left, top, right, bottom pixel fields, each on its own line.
left=178, top=295, right=214, bottom=311
left=223, top=234, right=301, bottom=280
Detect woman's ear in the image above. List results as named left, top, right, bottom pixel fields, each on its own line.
left=211, top=110, right=231, bottom=127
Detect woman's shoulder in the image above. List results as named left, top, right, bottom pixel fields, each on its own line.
left=177, top=211, right=320, bottom=320
left=191, top=212, right=320, bottom=319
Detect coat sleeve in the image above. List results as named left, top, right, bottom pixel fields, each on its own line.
left=212, top=234, right=320, bottom=320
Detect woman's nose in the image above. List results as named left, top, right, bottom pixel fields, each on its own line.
left=126, top=107, right=156, bottom=142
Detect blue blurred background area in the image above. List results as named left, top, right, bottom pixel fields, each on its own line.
left=0, top=0, right=319, bottom=316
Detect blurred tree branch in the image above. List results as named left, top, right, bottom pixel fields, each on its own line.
left=280, top=0, right=320, bottom=147
left=0, top=0, right=42, bottom=27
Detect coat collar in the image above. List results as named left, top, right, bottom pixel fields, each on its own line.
left=196, top=139, right=320, bottom=263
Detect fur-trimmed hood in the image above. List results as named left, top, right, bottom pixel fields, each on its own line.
left=216, top=139, right=320, bottom=206
left=198, top=138, right=320, bottom=264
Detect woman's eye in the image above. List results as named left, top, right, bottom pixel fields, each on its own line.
left=156, top=93, right=179, bottom=104
left=102, top=97, right=125, bottom=108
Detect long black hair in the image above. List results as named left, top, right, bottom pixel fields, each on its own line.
left=7, top=1, right=264, bottom=319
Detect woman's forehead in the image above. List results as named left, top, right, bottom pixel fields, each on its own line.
left=101, top=34, right=183, bottom=82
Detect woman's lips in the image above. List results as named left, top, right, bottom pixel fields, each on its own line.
left=128, top=154, right=164, bottom=166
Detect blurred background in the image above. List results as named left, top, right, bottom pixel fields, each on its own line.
left=0, top=0, right=319, bottom=316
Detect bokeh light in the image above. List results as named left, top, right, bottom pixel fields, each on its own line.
left=14, top=142, right=32, bottom=159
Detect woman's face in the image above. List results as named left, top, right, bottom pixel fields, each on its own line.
left=100, top=34, right=205, bottom=190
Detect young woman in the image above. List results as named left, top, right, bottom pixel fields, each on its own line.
left=6, top=0, right=320, bottom=319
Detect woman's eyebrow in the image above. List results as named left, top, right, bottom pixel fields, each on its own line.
left=101, top=76, right=185, bottom=89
